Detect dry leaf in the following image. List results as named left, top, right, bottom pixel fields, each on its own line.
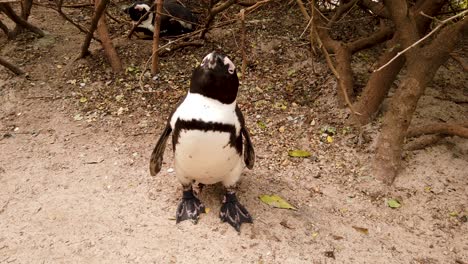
left=259, top=194, right=297, bottom=210
left=352, top=226, right=369, bottom=235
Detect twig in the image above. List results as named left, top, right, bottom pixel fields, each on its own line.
left=240, top=8, right=247, bottom=79
left=105, top=10, right=121, bottom=24
left=309, top=0, right=316, bottom=70
left=295, top=0, right=309, bottom=20
left=151, top=0, right=164, bottom=75
left=200, top=0, right=236, bottom=39
left=374, top=9, right=468, bottom=72
left=299, top=16, right=313, bottom=39
left=242, top=0, right=270, bottom=14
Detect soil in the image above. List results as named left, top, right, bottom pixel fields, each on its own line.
left=1, top=1, right=467, bottom=263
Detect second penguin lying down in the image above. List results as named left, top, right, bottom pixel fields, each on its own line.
left=125, top=0, right=197, bottom=39
left=149, top=51, right=255, bottom=231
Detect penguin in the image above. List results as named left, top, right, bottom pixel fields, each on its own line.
left=124, top=0, right=197, bottom=39
left=149, top=51, right=255, bottom=231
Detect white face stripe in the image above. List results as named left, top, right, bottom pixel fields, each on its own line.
left=201, top=53, right=216, bottom=69
left=134, top=4, right=150, bottom=11
left=223, top=57, right=235, bottom=74
left=200, top=52, right=236, bottom=74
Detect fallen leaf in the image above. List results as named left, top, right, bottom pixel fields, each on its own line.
left=324, top=251, right=335, bottom=259
left=387, top=198, right=401, bottom=208
left=279, top=220, right=295, bottom=229
left=115, top=94, right=124, bottom=102
left=73, top=114, right=83, bottom=121
left=259, top=194, right=296, bottom=210
left=257, top=121, right=267, bottom=129
left=321, top=126, right=336, bottom=135
left=205, top=208, right=211, bottom=214
left=311, top=232, right=319, bottom=238
left=278, top=126, right=285, bottom=133
left=449, top=212, right=458, bottom=217
left=352, top=226, right=369, bottom=235
left=288, top=150, right=311, bottom=158
left=326, top=135, right=333, bottom=143
left=79, top=97, right=87, bottom=103
left=332, top=235, right=344, bottom=240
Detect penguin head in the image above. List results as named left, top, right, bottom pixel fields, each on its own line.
left=190, top=51, right=239, bottom=104
left=125, top=2, right=151, bottom=22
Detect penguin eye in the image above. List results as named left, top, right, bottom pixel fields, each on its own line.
left=228, top=68, right=234, bottom=74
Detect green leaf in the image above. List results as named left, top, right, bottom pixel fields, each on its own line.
left=449, top=212, right=458, bottom=217
left=321, top=126, right=336, bottom=135
left=287, top=69, right=296, bottom=76
left=115, top=94, right=124, bottom=102
left=288, top=150, right=311, bottom=158
left=257, top=121, right=267, bottom=129
left=387, top=198, right=401, bottom=208
left=259, top=194, right=297, bottom=210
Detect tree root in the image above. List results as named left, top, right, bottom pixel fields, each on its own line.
left=0, top=56, right=25, bottom=75
left=407, top=122, right=468, bottom=138
left=0, top=3, right=44, bottom=38
left=405, top=134, right=445, bottom=151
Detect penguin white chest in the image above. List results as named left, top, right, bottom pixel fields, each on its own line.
left=174, top=129, right=241, bottom=184
left=170, top=93, right=243, bottom=184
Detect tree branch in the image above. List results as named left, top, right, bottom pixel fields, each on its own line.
left=95, top=0, right=122, bottom=72
left=151, top=0, right=163, bottom=75
left=80, top=0, right=109, bottom=58
left=200, top=0, right=236, bottom=39
left=375, top=9, right=468, bottom=72
left=359, top=0, right=388, bottom=18
left=0, top=3, right=45, bottom=37
left=348, top=20, right=393, bottom=53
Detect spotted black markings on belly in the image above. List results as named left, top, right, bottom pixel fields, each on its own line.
left=172, top=118, right=242, bottom=155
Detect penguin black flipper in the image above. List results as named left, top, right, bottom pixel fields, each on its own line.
left=149, top=96, right=186, bottom=176
left=149, top=123, right=172, bottom=176
left=236, top=105, right=255, bottom=169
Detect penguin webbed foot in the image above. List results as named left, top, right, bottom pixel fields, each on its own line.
left=176, top=190, right=206, bottom=224
left=220, top=191, right=252, bottom=232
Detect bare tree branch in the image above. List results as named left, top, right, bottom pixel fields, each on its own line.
left=0, top=3, right=45, bottom=37
left=151, top=0, right=164, bottom=75
left=375, top=9, right=468, bottom=72
left=80, top=0, right=109, bottom=58
left=200, top=0, right=236, bottom=39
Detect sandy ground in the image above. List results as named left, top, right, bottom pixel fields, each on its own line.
left=1, top=2, right=468, bottom=263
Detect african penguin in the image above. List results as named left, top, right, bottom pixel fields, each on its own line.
left=124, top=0, right=197, bottom=39
left=149, top=51, right=255, bottom=232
